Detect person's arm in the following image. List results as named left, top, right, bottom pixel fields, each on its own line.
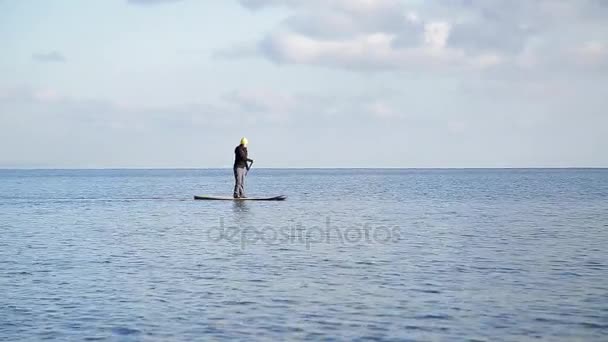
left=243, top=148, right=253, bottom=163
left=239, top=147, right=253, bottom=170
left=246, top=150, right=253, bottom=170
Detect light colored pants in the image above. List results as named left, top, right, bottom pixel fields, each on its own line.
left=233, top=167, right=246, bottom=198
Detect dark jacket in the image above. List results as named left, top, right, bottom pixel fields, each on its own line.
left=234, top=145, right=252, bottom=168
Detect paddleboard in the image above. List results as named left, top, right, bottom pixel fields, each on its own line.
left=194, top=195, right=287, bottom=201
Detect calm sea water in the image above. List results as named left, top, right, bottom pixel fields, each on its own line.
left=1, top=169, right=607, bottom=341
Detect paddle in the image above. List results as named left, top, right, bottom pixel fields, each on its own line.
left=246, top=160, right=254, bottom=175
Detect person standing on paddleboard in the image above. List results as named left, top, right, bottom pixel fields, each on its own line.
left=233, top=137, right=253, bottom=198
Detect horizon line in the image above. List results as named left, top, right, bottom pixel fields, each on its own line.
left=1, top=167, right=607, bottom=170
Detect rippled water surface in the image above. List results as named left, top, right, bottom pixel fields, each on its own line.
left=1, top=169, right=607, bottom=341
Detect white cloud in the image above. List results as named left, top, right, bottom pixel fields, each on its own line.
left=33, top=89, right=63, bottom=102
left=259, top=30, right=498, bottom=70
left=472, top=53, right=503, bottom=69
left=224, top=88, right=296, bottom=121
left=423, top=21, right=450, bottom=50
left=240, top=0, right=400, bottom=12
left=226, top=0, right=608, bottom=74
left=230, top=1, right=502, bottom=71
left=405, top=11, right=420, bottom=25
left=328, top=0, right=400, bottom=14
left=127, top=0, right=183, bottom=5
left=367, top=101, right=398, bottom=119
left=575, top=41, right=608, bottom=67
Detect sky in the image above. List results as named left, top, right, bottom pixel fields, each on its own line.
left=0, top=0, right=607, bottom=168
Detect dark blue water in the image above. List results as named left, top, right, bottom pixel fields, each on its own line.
left=1, top=169, right=607, bottom=341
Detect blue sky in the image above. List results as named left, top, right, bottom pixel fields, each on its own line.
left=1, top=0, right=607, bottom=168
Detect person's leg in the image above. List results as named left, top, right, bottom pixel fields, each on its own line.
left=233, top=167, right=239, bottom=198
left=237, top=167, right=246, bottom=198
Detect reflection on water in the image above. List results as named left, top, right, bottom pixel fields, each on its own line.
left=232, top=200, right=249, bottom=213
left=232, top=200, right=251, bottom=228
